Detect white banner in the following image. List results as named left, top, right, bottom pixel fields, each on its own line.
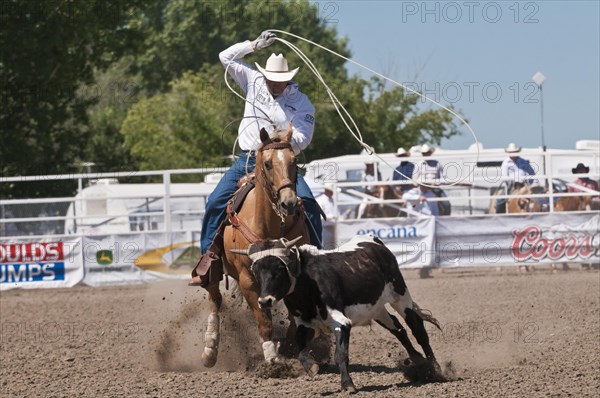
left=435, top=213, right=599, bottom=267
left=0, top=238, right=84, bottom=290
left=82, top=232, right=200, bottom=286
left=335, top=217, right=436, bottom=268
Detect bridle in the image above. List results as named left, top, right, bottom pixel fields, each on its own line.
left=257, top=141, right=298, bottom=221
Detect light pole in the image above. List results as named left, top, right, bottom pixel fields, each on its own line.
left=532, top=71, right=548, bottom=191
left=532, top=72, right=546, bottom=150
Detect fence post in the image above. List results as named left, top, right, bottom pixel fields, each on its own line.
left=163, top=172, right=172, bottom=235
left=548, top=152, right=554, bottom=212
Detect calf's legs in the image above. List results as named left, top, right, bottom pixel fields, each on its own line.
left=296, top=325, right=319, bottom=377
left=375, top=311, right=425, bottom=363
left=333, top=323, right=356, bottom=393
left=404, top=307, right=437, bottom=364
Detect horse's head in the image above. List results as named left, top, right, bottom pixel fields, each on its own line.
left=363, top=184, right=403, bottom=218
left=256, top=125, right=299, bottom=217
left=373, top=184, right=400, bottom=201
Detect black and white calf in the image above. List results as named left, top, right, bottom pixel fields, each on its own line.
left=232, top=235, right=442, bottom=393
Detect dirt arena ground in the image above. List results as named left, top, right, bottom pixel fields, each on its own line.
left=1, top=266, right=598, bottom=398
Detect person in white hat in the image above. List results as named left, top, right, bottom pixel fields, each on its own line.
left=410, top=144, right=451, bottom=214
left=391, top=147, right=415, bottom=195
left=500, top=143, right=537, bottom=186
left=316, top=183, right=338, bottom=221
left=194, top=31, right=321, bottom=285
left=495, top=142, right=538, bottom=214
left=413, top=144, right=443, bottom=184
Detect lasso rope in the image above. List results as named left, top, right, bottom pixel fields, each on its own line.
left=222, top=30, right=481, bottom=188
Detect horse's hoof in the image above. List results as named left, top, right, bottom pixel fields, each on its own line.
left=299, top=350, right=319, bottom=377
left=342, top=381, right=357, bottom=394
left=201, top=349, right=218, bottom=368
left=271, top=355, right=285, bottom=364
left=306, top=362, right=319, bottom=378
left=300, top=358, right=319, bottom=378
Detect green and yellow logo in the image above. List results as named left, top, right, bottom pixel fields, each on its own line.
left=96, top=250, right=114, bottom=265
left=135, top=242, right=198, bottom=274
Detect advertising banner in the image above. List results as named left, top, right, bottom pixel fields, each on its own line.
left=335, top=217, right=436, bottom=267
left=435, top=213, right=599, bottom=267
left=0, top=239, right=84, bottom=290
left=82, top=232, right=200, bottom=286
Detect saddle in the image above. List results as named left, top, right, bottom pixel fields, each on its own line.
left=189, top=174, right=256, bottom=287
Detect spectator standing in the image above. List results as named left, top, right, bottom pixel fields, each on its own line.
left=392, top=147, right=415, bottom=195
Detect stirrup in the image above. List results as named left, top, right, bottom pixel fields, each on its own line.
left=189, top=251, right=223, bottom=287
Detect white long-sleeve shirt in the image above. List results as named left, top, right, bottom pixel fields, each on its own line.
left=413, top=159, right=443, bottom=184
left=500, top=157, right=537, bottom=184
left=219, top=41, right=315, bottom=154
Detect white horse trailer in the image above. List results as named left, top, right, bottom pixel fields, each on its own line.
left=64, top=178, right=217, bottom=235
left=304, top=141, right=599, bottom=215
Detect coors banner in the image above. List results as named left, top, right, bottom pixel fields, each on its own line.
left=435, top=213, right=599, bottom=267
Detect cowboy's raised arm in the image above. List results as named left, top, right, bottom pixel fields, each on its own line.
left=219, top=32, right=277, bottom=91
left=219, top=41, right=255, bottom=90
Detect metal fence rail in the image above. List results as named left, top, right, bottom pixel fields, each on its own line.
left=1, top=150, right=599, bottom=240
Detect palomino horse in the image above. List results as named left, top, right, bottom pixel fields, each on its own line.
left=507, top=185, right=592, bottom=213
left=506, top=185, right=545, bottom=213
left=489, top=183, right=545, bottom=214
left=360, top=184, right=405, bottom=218
left=554, top=195, right=592, bottom=211
left=496, top=185, right=591, bottom=213
left=200, top=126, right=310, bottom=367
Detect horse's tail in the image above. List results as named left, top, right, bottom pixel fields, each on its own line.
left=412, top=301, right=441, bottom=330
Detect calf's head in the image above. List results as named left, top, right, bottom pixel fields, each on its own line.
left=230, top=236, right=302, bottom=309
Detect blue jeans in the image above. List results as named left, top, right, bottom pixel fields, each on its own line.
left=200, top=152, right=322, bottom=253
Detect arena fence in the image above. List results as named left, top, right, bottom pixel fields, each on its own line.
left=1, top=158, right=598, bottom=290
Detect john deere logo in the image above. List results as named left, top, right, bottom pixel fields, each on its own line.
left=96, top=250, right=113, bottom=265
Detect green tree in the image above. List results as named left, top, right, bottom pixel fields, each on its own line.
left=358, top=77, right=462, bottom=153
left=2, top=0, right=465, bottom=200
left=0, top=0, right=149, bottom=198
left=81, top=57, right=145, bottom=173
left=121, top=70, right=231, bottom=175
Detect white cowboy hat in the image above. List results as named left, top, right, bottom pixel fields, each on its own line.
left=255, top=53, right=299, bottom=82
left=420, top=144, right=435, bottom=154
left=395, top=147, right=410, bottom=157
left=505, top=143, right=522, bottom=153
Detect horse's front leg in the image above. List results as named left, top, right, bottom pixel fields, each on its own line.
left=201, top=282, right=223, bottom=367
left=238, top=270, right=279, bottom=362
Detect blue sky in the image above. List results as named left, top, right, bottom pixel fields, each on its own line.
left=306, top=0, right=599, bottom=150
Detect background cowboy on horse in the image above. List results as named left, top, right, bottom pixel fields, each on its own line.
left=494, top=142, right=538, bottom=213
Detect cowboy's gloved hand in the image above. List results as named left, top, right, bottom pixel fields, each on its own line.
left=253, top=31, right=276, bottom=50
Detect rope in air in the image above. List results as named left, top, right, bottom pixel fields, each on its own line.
left=220, top=30, right=481, bottom=187
left=267, top=29, right=481, bottom=188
